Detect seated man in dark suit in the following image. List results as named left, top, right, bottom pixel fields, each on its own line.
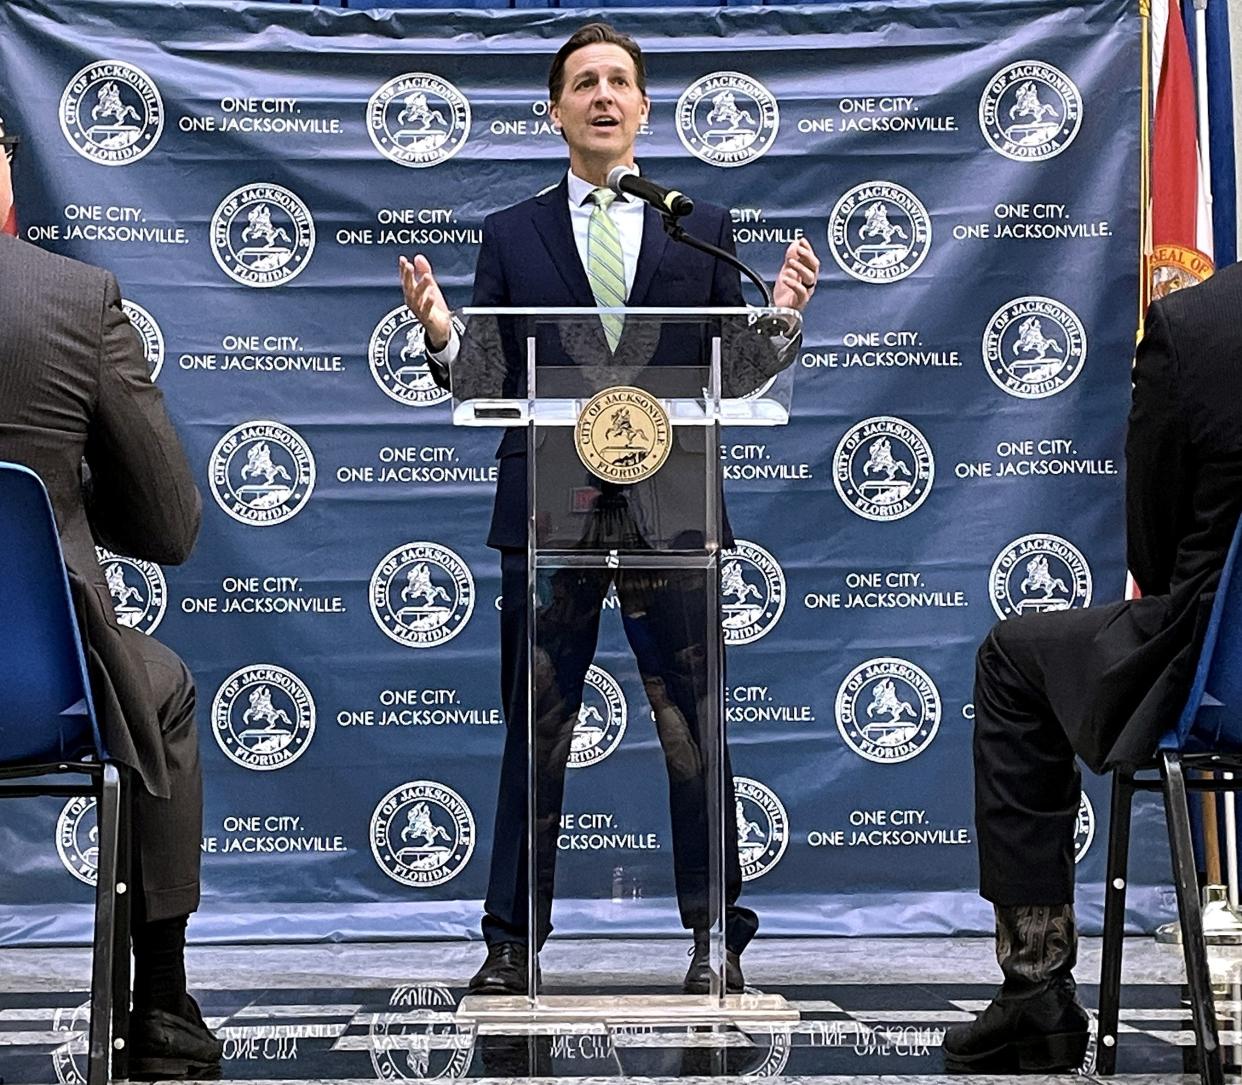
left=0, top=231, right=222, bottom=1078
left=944, top=264, right=1242, bottom=1073
left=399, top=22, right=819, bottom=995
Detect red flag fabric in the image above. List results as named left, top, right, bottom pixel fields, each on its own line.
left=1150, top=0, right=1213, bottom=299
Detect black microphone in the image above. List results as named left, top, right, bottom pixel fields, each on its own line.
left=607, top=165, right=694, bottom=219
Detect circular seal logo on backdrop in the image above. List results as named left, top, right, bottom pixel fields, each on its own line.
left=979, top=61, right=1083, bottom=161
left=828, top=181, right=932, bottom=284
left=56, top=798, right=99, bottom=886
left=835, top=657, right=942, bottom=765
left=210, top=183, right=315, bottom=288
left=989, top=533, right=1092, bottom=620
left=1150, top=243, right=1214, bottom=300
left=59, top=60, right=163, bottom=165
left=367, top=74, right=471, bottom=168
left=1074, top=792, right=1095, bottom=864
left=52, top=999, right=90, bottom=1085
left=209, top=420, right=315, bottom=527
left=721, top=540, right=786, bottom=646
left=368, top=984, right=473, bottom=1080
left=95, top=546, right=166, bottom=635
left=211, top=664, right=316, bottom=772
left=982, top=296, right=1087, bottom=399
left=676, top=71, right=779, bottom=167
left=575, top=386, right=671, bottom=484
left=567, top=665, right=627, bottom=769
left=833, top=416, right=934, bottom=521
left=370, top=542, right=475, bottom=648
left=734, top=776, right=788, bottom=881
left=368, top=305, right=456, bottom=407
left=121, top=300, right=164, bottom=381
left=370, top=780, right=475, bottom=887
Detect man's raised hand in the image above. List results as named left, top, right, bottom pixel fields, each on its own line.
left=398, top=253, right=452, bottom=352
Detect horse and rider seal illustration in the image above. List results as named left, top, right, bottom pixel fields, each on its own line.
left=394, top=802, right=454, bottom=869
left=394, top=562, right=455, bottom=632
left=234, top=440, right=296, bottom=508
left=858, top=436, right=915, bottom=504
left=84, top=81, right=143, bottom=148
left=236, top=203, right=296, bottom=272
left=1003, top=81, right=1061, bottom=146
left=860, top=677, right=920, bottom=745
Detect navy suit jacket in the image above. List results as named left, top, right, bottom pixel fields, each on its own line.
left=464, top=175, right=751, bottom=550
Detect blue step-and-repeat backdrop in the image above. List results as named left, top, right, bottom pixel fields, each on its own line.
left=0, top=0, right=1165, bottom=944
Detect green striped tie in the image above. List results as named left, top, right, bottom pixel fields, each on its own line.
left=587, top=187, right=626, bottom=350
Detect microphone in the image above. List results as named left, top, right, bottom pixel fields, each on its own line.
left=607, top=165, right=694, bottom=219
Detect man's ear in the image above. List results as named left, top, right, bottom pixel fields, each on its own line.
left=549, top=99, right=561, bottom=131
left=641, top=95, right=651, bottom=126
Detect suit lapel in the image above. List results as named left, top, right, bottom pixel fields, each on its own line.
left=627, top=205, right=670, bottom=307
left=533, top=177, right=595, bottom=307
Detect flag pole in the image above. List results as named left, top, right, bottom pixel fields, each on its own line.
left=1139, top=0, right=1152, bottom=328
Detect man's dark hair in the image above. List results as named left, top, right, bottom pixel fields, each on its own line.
left=548, top=22, right=647, bottom=103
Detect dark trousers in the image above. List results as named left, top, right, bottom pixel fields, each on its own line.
left=122, top=627, right=203, bottom=923
left=484, top=549, right=758, bottom=952
left=973, top=604, right=1123, bottom=905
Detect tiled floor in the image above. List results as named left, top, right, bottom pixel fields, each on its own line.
left=1, top=936, right=1240, bottom=1083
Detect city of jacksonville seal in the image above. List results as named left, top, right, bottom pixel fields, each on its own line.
left=828, top=182, right=932, bottom=284
left=369, top=984, right=472, bottom=1080
left=835, top=657, right=942, bottom=764
left=675, top=72, right=779, bottom=168
left=52, top=1000, right=90, bottom=1084
left=368, top=305, right=459, bottom=407
left=211, top=664, right=316, bottom=772
left=721, top=539, right=786, bottom=646
left=209, top=420, right=315, bottom=526
left=1150, top=244, right=1213, bottom=300
left=370, top=542, right=475, bottom=648
left=59, top=60, right=163, bottom=165
left=989, top=533, right=1092, bottom=620
left=983, top=296, right=1087, bottom=400
left=734, top=776, right=788, bottom=881
left=121, top=300, right=164, bottom=380
left=370, top=780, right=475, bottom=887
left=210, top=183, right=315, bottom=288
left=567, top=665, right=627, bottom=769
left=56, top=798, right=99, bottom=886
left=367, top=74, right=471, bottom=168
left=833, top=416, right=934, bottom=521
left=575, top=386, right=671, bottom=484
left=979, top=61, right=1082, bottom=162
left=95, top=546, right=166, bottom=635
left=1074, top=792, right=1095, bottom=864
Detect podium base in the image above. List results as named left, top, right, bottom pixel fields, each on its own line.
left=1154, top=884, right=1242, bottom=945
left=456, top=992, right=798, bottom=1028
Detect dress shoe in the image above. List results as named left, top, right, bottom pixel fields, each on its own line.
left=468, top=942, right=538, bottom=994
left=682, top=933, right=744, bottom=994
left=942, top=975, right=1090, bottom=1073
left=129, top=995, right=223, bottom=1080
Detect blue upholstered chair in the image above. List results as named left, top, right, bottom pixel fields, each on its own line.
left=0, top=462, right=131, bottom=1085
left=1096, top=515, right=1242, bottom=1085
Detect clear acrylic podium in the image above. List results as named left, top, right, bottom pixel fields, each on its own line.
left=452, top=307, right=799, bottom=1028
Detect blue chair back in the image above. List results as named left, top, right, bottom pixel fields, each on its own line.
left=1163, top=514, right=1242, bottom=752
left=0, top=462, right=101, bottom=765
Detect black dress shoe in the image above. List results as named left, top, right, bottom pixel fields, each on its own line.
left=942, top=976, right=1090, bottom=1073
left=129, top=995, right=223, bottom=1080
left=469, top=942, right=538, bottom=994
left=682, top=935, right=744, bottom=994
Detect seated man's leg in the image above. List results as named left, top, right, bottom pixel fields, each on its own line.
left=945, top=606, right=1121, bottom=1073
left=120, top=628, right=221, bottom=1076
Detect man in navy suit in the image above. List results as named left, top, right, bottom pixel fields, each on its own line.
left=400, top=22, right=819, bottom=994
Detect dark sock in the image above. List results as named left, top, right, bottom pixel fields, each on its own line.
left=132, top=914, right=189, bottom=1016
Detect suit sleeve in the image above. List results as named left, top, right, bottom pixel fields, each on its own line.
left=1126, top=298, right=1187, bottom=596
left=84, top=272, right=201, bottom=565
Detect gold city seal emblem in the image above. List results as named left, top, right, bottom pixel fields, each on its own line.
left=575, top=386, right=671, bottom=484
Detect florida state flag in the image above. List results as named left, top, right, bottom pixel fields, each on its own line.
left=1149, top=0, right=1213, bottom=299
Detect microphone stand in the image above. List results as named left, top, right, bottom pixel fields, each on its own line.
left=659, top=214, right=794, bottom=337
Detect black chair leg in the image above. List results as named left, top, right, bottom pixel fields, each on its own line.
left=1162, top=750, right=1224, bottom=1085
left=1097, top=769, right=1135, bottom=1074
left=88, top=764, right=121, bottom=1085
left=111, top=770, right=132, bottom=1081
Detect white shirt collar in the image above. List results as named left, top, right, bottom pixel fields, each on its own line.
left=566, top=166, right=637, bottom=207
